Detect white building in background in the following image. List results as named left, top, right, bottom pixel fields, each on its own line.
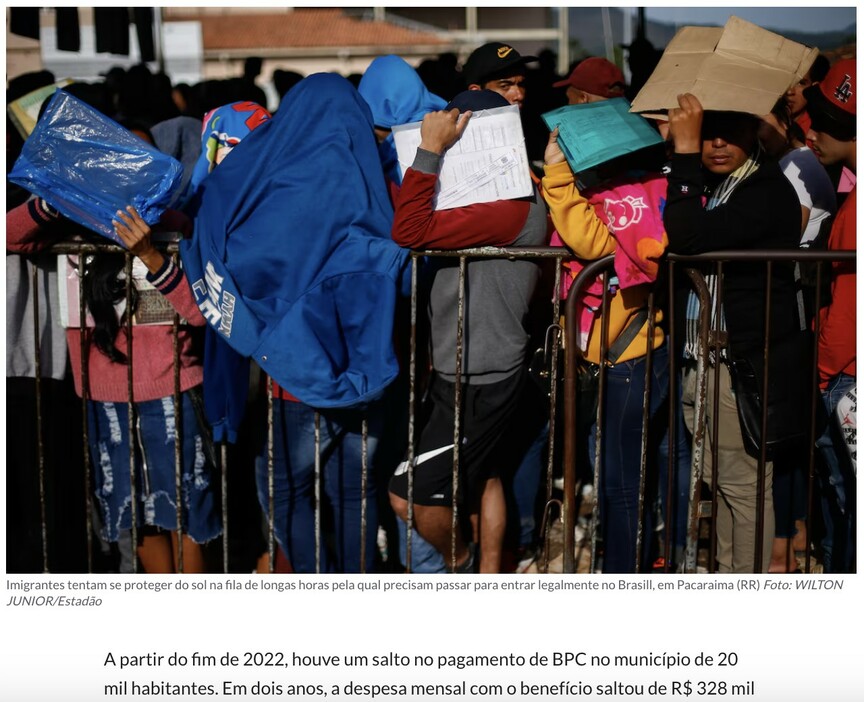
left=7, top=7, right=571, bottom=88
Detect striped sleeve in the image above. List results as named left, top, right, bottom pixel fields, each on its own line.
left=27, top=197, right=60, bottom=225
left=145, top=255, right=183, bottom=294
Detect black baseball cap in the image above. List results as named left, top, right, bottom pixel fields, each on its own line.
left=463, top=42, right=537, bottom=86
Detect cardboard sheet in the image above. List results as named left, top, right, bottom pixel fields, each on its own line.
left=630, top=16, right=819, bottom=115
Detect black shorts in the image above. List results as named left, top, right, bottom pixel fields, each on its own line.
left=389, top=370, right=527, bottom=507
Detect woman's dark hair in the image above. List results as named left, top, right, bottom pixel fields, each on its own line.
left=770, top=97, right=805, bottom=145
left=809, top=54, right=830, bottom=84
left=82, top=253, right=138, bottom=364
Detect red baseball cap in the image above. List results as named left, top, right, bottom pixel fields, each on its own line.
left=553, top=57, right=626, bottom=98
left=804, top=58, right=856, bottom=140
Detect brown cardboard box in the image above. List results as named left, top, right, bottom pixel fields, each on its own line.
left=629, top=16, right=819, bottom=116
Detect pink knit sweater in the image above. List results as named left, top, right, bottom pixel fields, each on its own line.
left=7, top=199, right=205, bottom=402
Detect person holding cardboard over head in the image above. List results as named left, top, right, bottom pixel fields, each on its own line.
left=634, top=17, right=818, bottom=573
left=804, top=58, right=856, bottom=573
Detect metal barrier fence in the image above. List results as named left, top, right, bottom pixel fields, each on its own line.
left=8, top=241, right=855, bottom=574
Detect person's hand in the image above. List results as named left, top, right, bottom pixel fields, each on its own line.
left=667, top=93, right=703, bottom=154
left=418, top=108, right=472, bottom=155
left=112, top=205, right=164, bottom=274
left=544, top=127, right=566, bottom=166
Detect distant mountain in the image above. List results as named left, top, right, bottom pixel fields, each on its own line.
left=568, top=8, right=855, bottom=58
left=780, top=24, right=857, bottom=53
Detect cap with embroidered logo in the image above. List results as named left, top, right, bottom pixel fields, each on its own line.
left=463, top=42, right=537, bottom=86
left=804, top=58, right=856, bottom=140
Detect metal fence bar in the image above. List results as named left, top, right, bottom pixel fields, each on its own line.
left=220, top=442, right=229, bottom=573
left=267, top=378, right=276, bottom=573
left=171, top=250, right=185, bottom=573
left=360, top=418, right=369, bottom=574
left=804, top=261, right=827, bottom=574
left=753, top=261, right=775, bottom=573
left=405, top=254, right=419, bottom=573
left=681, top=267, right=712, bottom=574
left=314, top=411, right=322, bottom=574
left=634, top=290, right=656, bottom=573
left=449, top=256, right=467, bottom=571
left=664, top=261, right=679, bottom=573
left=707, top=261, right=724, bottom=575
left=589, top=272, right=613, bottom=574
left=540, top=256, right=565, bottom=573
left=31, top=263, right=49, bottom=573
left=562, top=255, right=615, bottom=574
left=124, top=253, right=139, bottom=574
left=15, top=241, right=857, bottom=574
left=75, top=247, right=95, bottom=573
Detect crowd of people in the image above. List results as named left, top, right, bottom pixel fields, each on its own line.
left=6, top=29, right=857, bottom=575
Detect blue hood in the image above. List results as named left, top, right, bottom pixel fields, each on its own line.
left=358, top=55, right=446, bottom=184
left=181, top=74, right=410, bottom=438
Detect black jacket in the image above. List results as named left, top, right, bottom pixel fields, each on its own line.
left=663, top=152, right=804, bottom=357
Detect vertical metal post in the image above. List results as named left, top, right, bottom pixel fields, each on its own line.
left=77, top=250, right=95, bottom=572
left=634, top=291, right=656, bottom=572
left=406, top=255, right=419, bottom=572
left=754, top=261, right=774, bottom=573
left=360, top=418, right=369, bottom=573
left=450, top=256, right=467, bottom=570
left=314, top=411, right=322, bottom=574
left=541, top=258, right=564, bottom=573
left=267, top=378, right=276, bottom=573
left=32, top=264, right=49, bottom=573
left=707, top=263, right=725, bottom=574
left=220, top=442, right=229, bottom=573
left=124, top=254, right=139, bottom=573
left=172, top=251, right=184, bottom=573
left=682, top=267, right=711, bottom=574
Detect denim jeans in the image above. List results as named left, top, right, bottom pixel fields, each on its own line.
left=816, top=373, right=856, bottom=573
left=87, top=391, right=221, bottom=545
left=510, top=420, right=550, bottom=549
left=656, top=383, right=692, bottom=561
left=396, top=519, right=446, bottom=573
left=255, top=400, right=380, bottom=573
left=590, top=345, right=670, bottom=573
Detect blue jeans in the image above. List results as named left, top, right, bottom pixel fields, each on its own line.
left=590, top=345, right=669, bottom=573
left=656, top=383, right=692, bottom=560
left=87, top=391, right=221, bottom=545
left=511, top=420, right=549, bottom=548
left=396, top=519, right=446, bottom=573
left=255, top=400, right=380, bottom=573
left=816, top=373, right=856, bottom=573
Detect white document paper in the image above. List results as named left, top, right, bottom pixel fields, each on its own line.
left=392, top=104, right=533, bottom=210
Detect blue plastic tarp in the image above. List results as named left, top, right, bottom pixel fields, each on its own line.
left=8, top=89, right=183, bottom=246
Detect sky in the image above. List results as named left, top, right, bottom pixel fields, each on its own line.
left=642, top=6, right=856, bottom=34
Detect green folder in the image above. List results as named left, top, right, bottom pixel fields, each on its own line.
left=542, top=98, right=664, bottom=173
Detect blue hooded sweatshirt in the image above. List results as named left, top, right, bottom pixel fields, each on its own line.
left=357, top=55, right=446, bottom=184
left=180, top=74, right=410, bottom=441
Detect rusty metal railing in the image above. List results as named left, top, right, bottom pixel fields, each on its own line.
left=11, top=240, right=855, bottom=574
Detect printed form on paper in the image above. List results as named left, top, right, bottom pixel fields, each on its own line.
left=392, top=105, right=533, bottom=211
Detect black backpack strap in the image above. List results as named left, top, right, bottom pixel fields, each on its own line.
left=606, top=306, right=650, bottom=365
